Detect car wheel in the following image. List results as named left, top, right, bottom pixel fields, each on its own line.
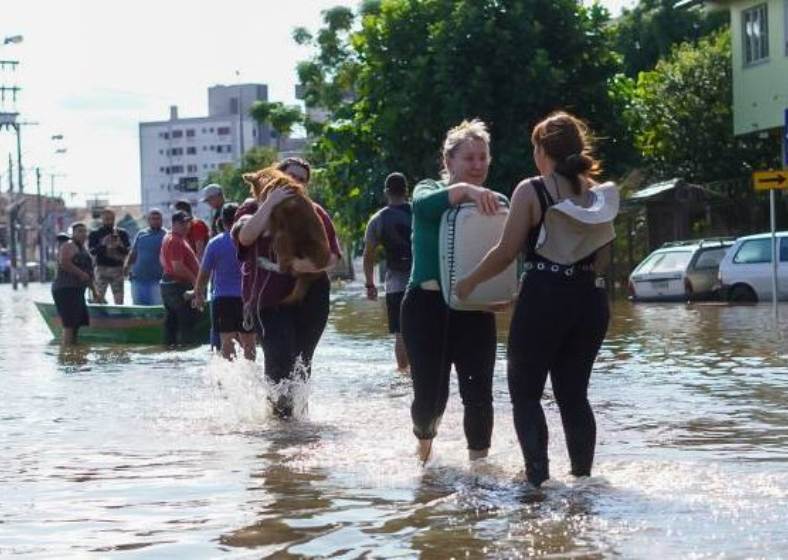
left=728, top=284, right=757, bottom=303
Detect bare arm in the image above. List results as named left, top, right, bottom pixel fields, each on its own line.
left=237, top=188, right=294, bottom=246
left=123, top=248, right=137, bottom=276
left=58, top=243, right=91, bottom=283
left=193, top=265, right=211, bottom=308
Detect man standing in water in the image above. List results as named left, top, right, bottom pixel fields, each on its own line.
left=363, top=172, right=412, bottom=371
left=159, top=210, right=201, bottom=346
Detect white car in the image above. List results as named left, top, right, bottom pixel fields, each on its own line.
left=717, top=231, right=788, bottom=302
left=628, top=238, right=734, bottom=302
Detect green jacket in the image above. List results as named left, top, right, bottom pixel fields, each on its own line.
left=407, top=178, right=508, bottom=290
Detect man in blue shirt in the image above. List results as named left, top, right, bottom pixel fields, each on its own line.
left=193, top=203, right=256, bottom=361
left=124, top=209, right=166, bottom=305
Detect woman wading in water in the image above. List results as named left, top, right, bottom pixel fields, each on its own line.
left=401, top=119, right=504, bottom=463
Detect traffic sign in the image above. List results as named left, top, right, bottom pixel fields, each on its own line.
left=752, top=170, right=788, bottom=191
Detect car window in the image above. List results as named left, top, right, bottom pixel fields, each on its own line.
left=782, top=239, right=788, bottom=262
left=733, top=239, right=772, bottom=264
left=693, top=247, right=728, bottom=270
left=636, top=250, right=693, bottom=273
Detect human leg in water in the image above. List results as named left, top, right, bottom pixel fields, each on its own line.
left=401, top=290, right=451, bottom=463
left=507, top=278, right=564, bottom=486
left=451, top=308, right=496, bottom=461
left=549, top=287, right=609, bottom=477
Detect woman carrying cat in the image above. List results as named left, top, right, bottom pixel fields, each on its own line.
left=233, top=164, right=341, bottom=418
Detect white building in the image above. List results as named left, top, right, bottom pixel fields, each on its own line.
left=139, top=84, right=272, bottom=215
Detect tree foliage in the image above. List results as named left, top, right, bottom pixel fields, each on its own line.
left=613, top=0, right=728, bottom=77
left=249, top=101, right=304, bottom=151
left=204, top=146, right=278, bottom=204
left=624, top=28, right=778, bottom=184
left=296, top=0, right=622, bottom=241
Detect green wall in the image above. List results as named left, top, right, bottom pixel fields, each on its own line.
left=730, top=0, right=788, bottom=135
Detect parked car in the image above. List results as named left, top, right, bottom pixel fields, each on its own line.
left=628, top=238, right=734, bottom=302
left=717, top=231, right=788, bottom=302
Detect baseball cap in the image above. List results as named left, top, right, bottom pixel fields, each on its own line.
left=171, top=210, right=192, bottom=224
left=199, top=183, right=224, bottom=201
left=55, top=232, right=71, bottom=242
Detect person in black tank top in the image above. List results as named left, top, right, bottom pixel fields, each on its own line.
left=52, top=222, right=104, bottom=345
left=455, top=112, right=613, bottom=487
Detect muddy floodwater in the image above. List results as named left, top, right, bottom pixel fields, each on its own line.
left=1, top=282, right=787, bottom=558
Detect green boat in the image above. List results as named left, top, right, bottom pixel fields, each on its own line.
left=35, top=301, right=210, bottom=344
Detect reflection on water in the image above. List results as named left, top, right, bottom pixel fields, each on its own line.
left=1, top=283, right=788, bottom=558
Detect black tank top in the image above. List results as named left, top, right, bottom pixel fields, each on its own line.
left=53, top=241, right=93, bottom=290
left=379, top=203, right=412, bottom=272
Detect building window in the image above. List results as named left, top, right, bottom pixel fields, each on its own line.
left=216, top=145, right=224, bottom=154
left=186, top=129, right=195, bottom=137
left=187, top=164, right=198, bottom=173
left=172, top=129, right=183, bottom=138
left=743, top=4, right=769, bottom=65
left=162, top=132, right=169, bottom=140
left=217, top=126, right=231, bottom=135
left=186, top=147, right=197, bottom=155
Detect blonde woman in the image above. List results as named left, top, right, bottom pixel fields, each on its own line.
left=401, top=119, right=504, bottom=463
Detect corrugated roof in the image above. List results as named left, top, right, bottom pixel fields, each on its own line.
left=628, top=178, right=682, bottom=200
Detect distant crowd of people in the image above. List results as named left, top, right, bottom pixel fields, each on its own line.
left=52, top=111, right=619, bottom=486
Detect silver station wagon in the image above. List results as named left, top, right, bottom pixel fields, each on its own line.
left=717, top=231, right=788, bottom=302
left=628, top=238, right=734, bottom=302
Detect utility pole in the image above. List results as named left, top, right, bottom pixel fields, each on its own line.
left=1, top=45, right=27, bottom=288
left=36, top=167, right=46, bottom=282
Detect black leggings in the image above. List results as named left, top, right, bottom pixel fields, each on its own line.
left=256, top=274, right=330, bottom=411
left=507, top=271, right=609, bottom=484
left=401, top=289, right=496, bottom=451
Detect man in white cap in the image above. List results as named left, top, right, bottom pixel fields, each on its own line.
left=199, top=183, right=225, bottom=237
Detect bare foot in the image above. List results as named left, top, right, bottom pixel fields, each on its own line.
left=416, top=439, right=433, bottom=464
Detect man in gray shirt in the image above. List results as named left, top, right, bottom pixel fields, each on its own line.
left=363, top=172, right=412, bottom=371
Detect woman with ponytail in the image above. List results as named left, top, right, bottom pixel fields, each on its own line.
left=456, top=112, right=618, bottom=487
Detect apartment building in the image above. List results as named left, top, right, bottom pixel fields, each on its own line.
left=139, top=84, right=272, bottom=216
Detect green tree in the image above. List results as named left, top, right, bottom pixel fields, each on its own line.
left=297, top=0, right=622, bottom=241
left=249, top=101, right=304, bottom=152
left=204, top=146, right=278, bottom=204
left=624, top=28, right=777, bottom=184
left=613, top=0, right=728, bottom=77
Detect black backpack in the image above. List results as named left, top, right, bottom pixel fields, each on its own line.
left=379, top=203, right=412, bottom=272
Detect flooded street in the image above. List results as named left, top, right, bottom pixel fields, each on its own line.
left=1, top=282, right=788, bottom=558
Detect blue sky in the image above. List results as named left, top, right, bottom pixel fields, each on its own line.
left=1, top=0, right=633, bottom=207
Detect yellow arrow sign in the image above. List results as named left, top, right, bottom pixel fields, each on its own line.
left=753, top=170, right=788, bottom=191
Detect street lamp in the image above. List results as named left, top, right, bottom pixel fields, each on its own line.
left=2, top=35, right=23, bottom=46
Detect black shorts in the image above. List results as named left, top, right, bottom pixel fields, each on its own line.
left=385, top=291, right=405, bottom=334
left=52, top=287, right=89, bottom=329
left=213, top=296, right=253, bottom=333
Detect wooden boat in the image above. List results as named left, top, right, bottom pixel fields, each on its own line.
left=35, top=300, right=210, bottom=344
